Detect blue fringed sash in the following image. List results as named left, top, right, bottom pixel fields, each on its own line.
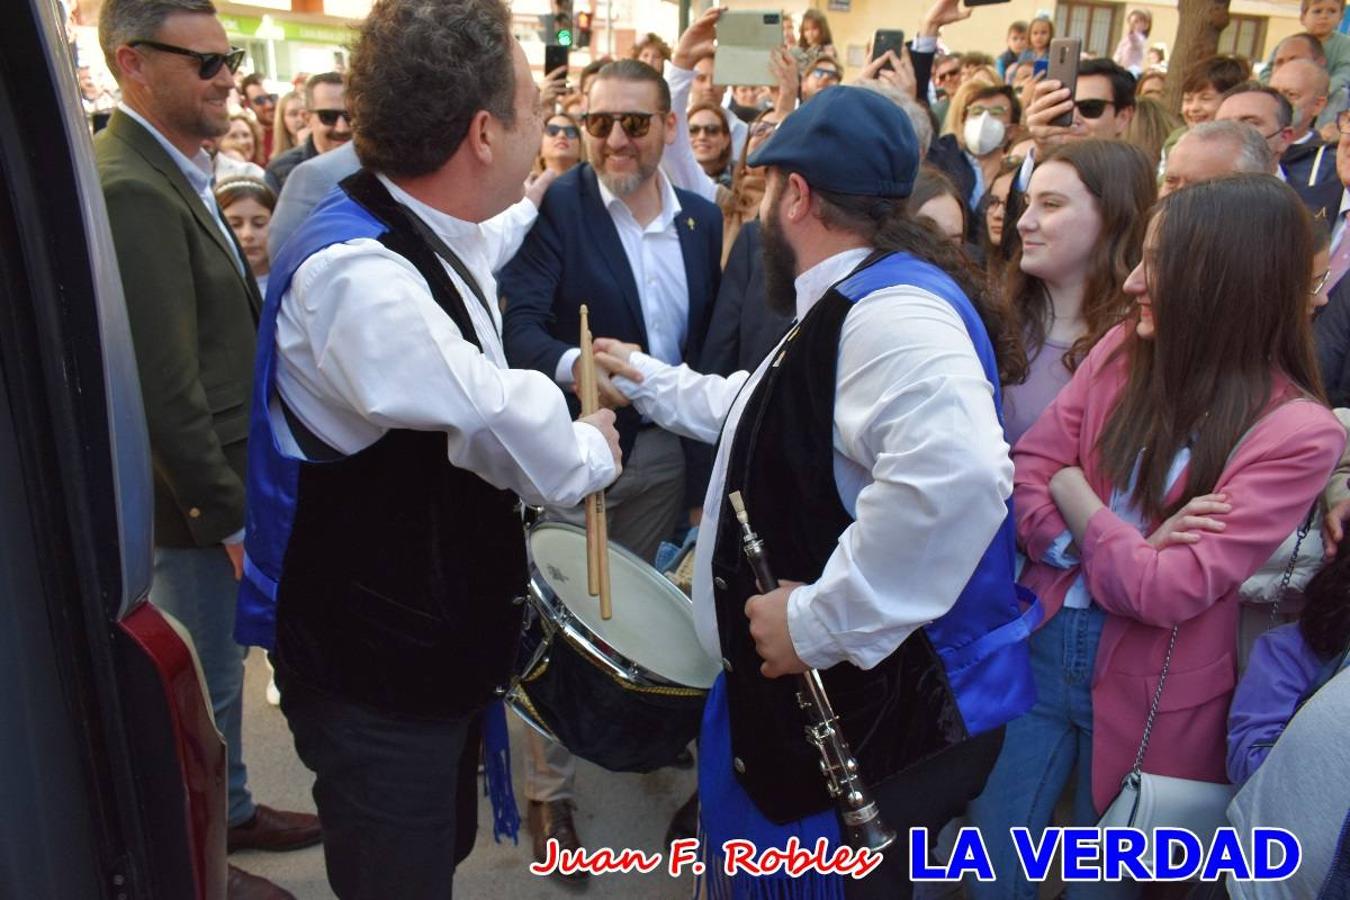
left=482, top=699, right=521, bottom=844
left=698, top=674, right=847, bottom=900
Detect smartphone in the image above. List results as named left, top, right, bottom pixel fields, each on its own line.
left=1032, top=58, right=1048, bottom=77
left=871, top=29, right=905, bottom=71
left=715, top=10, right=784, bottom=87
left=1046, top=37, right=1082, bottom=128
left=544, top=43, right=569, bottom=83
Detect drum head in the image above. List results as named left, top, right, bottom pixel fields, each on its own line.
left=529, top=523, right=721, bottom=689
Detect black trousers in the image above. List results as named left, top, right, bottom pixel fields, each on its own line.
left=845, top=726, right=1006, bottom=900
left=279, top=676, right=481, bottom=899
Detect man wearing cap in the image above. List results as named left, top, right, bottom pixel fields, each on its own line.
left=593, top=85, right=1038, bottom=897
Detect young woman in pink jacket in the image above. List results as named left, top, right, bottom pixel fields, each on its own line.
left=967, top=174, right=1346, bottom=898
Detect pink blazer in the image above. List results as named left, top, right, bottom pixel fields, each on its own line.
left=1014, top=324, right=1345, bottom=813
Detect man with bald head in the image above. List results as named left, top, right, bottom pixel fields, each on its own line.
left=1268, top=32, right=1347, bottom=134
left=1272, top=58, right=1342, bottom=219
left=1159, top=120, right=1274, bottom=197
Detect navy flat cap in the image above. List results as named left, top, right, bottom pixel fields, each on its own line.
left=746, top=85, right=919, bottom=198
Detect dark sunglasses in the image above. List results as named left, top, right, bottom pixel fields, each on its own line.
left=128, top=40, right=244, bottom=79
left=313, top=108, right=352, bottom=127
left=247, top=92, right=278, bottom=107
left=582, top=111, right=654, bottom=139
left=688, top=123, right=725, bottom=137
left=810, top=67, right=841, bottom=81
left=545, top=123, right=580, bottom=139
left=1074, top=98, right=1115, bottom=119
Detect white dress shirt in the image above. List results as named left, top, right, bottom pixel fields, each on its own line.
left=613, top=248, right=1014, bottom=670
left=119, top=102, right=247, bottom=275
left=271, top=173, right=616, bottom=508
left=554, top=171, right=690, bottom=383
left=663, top=64, right=721, bottom=204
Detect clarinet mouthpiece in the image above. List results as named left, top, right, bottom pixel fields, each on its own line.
left=729, top=490, right=751, bottom=527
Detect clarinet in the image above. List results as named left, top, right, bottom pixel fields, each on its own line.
left=728, top=491, right=896, bottom=853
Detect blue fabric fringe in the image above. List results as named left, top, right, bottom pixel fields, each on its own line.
left=482, top=699, right=521, bottom=844
left=697, top=674, right=846, bottom=900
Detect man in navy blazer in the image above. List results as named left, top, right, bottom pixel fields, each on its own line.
left=499, top=58, right=721, bottom=875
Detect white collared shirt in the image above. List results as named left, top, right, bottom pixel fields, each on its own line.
left=613, top=248, right=1014, bottom=669
left=269, top=173, right=616, bottom=508
left=118, top=102, right=246, bottom=274
left=554, top=171, right=691, bottom=383
left=1334, top=189, right=1350, bottom=251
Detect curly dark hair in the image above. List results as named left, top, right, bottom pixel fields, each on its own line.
left=348, top=0, right=516, bottom=178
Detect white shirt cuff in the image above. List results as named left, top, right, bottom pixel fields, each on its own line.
left=555, top=347, right=581, bottom=386
left=912, top=35, right=939, bottom=53
left=1042, top=529, right=1081, bottom=569
left=571, top=419, right=619, bottom=486
left=222, top=528, right=246, bottom=546
left=785, top=582, right=846, bottom=670
left=610, top=350, right=666, bottom=399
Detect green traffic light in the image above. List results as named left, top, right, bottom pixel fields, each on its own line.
left=558, top=29, right=573, bottom=46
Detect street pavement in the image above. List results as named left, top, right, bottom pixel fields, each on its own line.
left=232, top=648, right=698, bottom=899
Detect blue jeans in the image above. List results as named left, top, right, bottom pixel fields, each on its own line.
left=152, top=545, right=255, bottom=827
left=967, top=605, right=1129, bottom=900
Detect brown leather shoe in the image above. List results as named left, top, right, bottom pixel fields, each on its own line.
left=227, top=865, right=296, bottom=900
left=227, top=804, right=322, bottom=853
left=528, top=799, right=589, bottom=883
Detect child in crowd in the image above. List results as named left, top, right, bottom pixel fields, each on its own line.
left=997, top=21, right=1029, bottom=78
left=1113, top=8, right=1152, bottom=74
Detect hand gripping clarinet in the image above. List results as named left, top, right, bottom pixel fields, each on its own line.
left=728, top=492, right=896, bottom=852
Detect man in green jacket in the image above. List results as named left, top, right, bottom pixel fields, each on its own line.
left=94, top=1, right=319, bottom=895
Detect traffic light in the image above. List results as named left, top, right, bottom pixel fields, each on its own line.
left=552, top=0, right=573, bottom=47
left=575, top=11, right=592, bottom=49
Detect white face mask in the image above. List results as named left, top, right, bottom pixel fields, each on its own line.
left=963, top=112, right=1007, bottom=157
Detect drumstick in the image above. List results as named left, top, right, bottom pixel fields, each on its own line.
left=578, top=308, right=613, bottom=618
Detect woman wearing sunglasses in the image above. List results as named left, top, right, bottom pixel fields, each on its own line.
left=687, top=102, right=733, bottom=186
left=970, top=174, right=1344, bottom=900
left=536, top=113, right=584, bottom=176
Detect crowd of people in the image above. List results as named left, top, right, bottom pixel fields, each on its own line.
left=86, top=0, right=1350, bottom=897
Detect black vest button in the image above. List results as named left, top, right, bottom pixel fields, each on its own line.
left=733, top=756, right=746, bottom=773
left=714, top=576, right=728, bottom=590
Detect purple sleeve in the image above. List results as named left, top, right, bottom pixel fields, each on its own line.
left=1226, top=623, right=1325, bottom=784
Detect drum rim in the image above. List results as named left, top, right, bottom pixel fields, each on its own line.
left=525, top=520, right=719, bottom=690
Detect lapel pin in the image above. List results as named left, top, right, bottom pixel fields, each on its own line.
left=686, top=217, right=696, bottom=231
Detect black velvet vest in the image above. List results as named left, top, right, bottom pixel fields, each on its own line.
left=709, top=273, right=967, bottom=824
left=274, top=171, right=528, bottom=720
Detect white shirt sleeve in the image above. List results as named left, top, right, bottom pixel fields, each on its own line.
left=285, top=241, right=617, bottom=508
left=613, top=351, right=750, bottom=444
left=661, top=65, right=720, bottom=204
left=785, top=288, right=1015, bottom=670
left=482, top=196, right=541, bottom=274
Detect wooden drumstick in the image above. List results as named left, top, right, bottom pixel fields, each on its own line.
left=578, top=307, right=613, bottom=619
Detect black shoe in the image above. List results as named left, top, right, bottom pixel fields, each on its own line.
left=664, top=790, right=699, bottom=847
left=528, top=799, right=590, bottom=883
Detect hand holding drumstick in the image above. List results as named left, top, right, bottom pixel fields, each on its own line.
left=578, top=306, right=614, bottom=619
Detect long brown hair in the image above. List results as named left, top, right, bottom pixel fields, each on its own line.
left=1006, top=139, right=1155, bottom=372
left=1099, top=174, right=1326, bottom=522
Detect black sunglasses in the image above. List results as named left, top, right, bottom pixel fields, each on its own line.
left=1074, top=98, right=1115, bottom=120
left=247, top=92, right=278, bottom=107
left=689, top=123, right=725, bottom=137
left=545, top=123, right=580, bottom=139
left=128, top=40, right=245, bottom=79
left=582, top=111, right=654, bottom=139
left=313, top=109, right=352, bottom=127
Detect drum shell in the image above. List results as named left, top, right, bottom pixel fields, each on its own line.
left=513, top=625, right=705, bottom=774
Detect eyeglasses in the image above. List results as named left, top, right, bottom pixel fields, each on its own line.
left=750, top=119, right=780, bottom=138
left=986, top=196, right=1007, bottom=212
left=127, top=40, right=245, bottom=79
left=689, top=123, right=725, bottom=137
left=313, top=109, right=352, bottom=127
left=582, top=111, right=654, bottom=139
left=1074, top=98, right=1115, bottom=119
left=934, top=68, right=961, bottom=83
left=246, top=92, right=278, bottom=107
left=545, top=123, right=580, bottom=139
left=967, top=104, right=1009, bottom=118
left=809, top=67, right=841, bottom=82
left=1313, top=268, right=1332, bottom=295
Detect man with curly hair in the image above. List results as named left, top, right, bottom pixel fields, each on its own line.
left=234, top=0, right=623, bottom=894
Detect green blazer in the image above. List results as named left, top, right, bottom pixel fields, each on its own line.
left=95, top=109, right=263, bottom=548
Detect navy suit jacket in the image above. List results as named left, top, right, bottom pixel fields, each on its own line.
left=696, top=221, right=793, bottom=376
left=500, top=163, right=722, bottom=463
left=1283, top=139, right=1342, bottom=223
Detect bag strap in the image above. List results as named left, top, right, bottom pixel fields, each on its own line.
left=1130, top=625, right=1179, bottom=777
left=1270, top=503, right=1318, bottom=623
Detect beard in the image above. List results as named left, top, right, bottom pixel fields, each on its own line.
left=760, top=202, right=799, bottom=317
left=596, top=148, right=660, bottom=197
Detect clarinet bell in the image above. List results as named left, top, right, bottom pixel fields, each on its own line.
left=843, top=802, right=897, bottom=853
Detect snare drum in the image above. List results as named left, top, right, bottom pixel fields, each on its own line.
left=507, top=521, right=721, bottom=773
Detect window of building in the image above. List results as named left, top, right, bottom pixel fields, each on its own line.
left=1217, top=15, right=1268, bottom=61
left=1054, top=1, right=1121, bottom=58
